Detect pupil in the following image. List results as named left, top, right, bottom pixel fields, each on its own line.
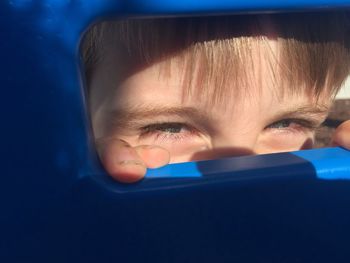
left=274, top=120, right=291, bottom=128
left=158, top=123, right=182, bottom=133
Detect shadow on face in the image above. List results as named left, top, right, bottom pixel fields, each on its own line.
left=188, top=138, right=314, bottom=163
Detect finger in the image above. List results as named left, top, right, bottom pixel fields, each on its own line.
left=331, top=120, right=350, bottom=149
left=134, top=145, right=170, bottom=168
left=98, top=139, right=147, bottom=183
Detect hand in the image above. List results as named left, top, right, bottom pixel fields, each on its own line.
left=97, top=138, right=170, bottom=183
left=332, top=120, right=350, bottom=149
left=97, top=120, right=350, bottom=184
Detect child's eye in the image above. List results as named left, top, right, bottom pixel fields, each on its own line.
left=267, top=119, right=294, bottom=129
left=136, top=122, right=209, bottom=161
left=141, top=122, right=188, bottom=134
left=139, top=122, right=198, bottom=142
left=145, top=123, right=184, bottom=133
left=265, top=119, right=317, bottom=131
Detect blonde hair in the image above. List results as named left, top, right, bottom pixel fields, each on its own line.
left=82, top=12, right=350, bottom=104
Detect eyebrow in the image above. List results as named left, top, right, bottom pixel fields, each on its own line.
left=268, top=105, right=330, bottom=126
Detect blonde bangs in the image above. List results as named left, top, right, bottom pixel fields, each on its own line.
left=83, top=12, right=350, bottom=104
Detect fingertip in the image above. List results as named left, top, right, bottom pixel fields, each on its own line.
left=332, top=120, right=350, bottom=149
left=135, top=145, right=170, bottom=168
left=99, top=138, right=147, bottom=183
left=108, top=161, right=147, bottom=183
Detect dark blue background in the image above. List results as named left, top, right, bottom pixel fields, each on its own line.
left=1, top=1, right=350, bottom=262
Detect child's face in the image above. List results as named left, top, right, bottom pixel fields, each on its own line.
left=90, top=38, right=331, bottom=164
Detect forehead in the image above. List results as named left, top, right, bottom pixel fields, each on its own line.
left=112, top=43, right=331, bottom=117
left=110, top=36, right=330, bottom=111
left=89, top=13, right=350, bottom=115
left=94, top=13, right=349, bottom=96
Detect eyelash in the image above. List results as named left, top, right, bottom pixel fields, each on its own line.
left=139, top=122, right=198, bottom=142
left=139, top=118, right=318, bottom=142
left=265, top=118, right=318, bottom=132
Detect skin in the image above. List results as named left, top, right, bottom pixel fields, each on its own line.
left=90, top=39, right=350, bottom=183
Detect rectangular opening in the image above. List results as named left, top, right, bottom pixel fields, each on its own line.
left=80, top=12, right=350, bottom=186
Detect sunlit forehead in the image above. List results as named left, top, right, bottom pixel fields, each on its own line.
left=153, top=35, right=285, bottom=110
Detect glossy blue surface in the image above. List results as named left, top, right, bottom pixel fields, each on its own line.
left=1, top=1, right=350, bottom=262
left=146, top=147, right=350, bottom=180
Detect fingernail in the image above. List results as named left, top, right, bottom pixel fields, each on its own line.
left=118, top=160, right=144, bottom=166
left=114, top=146, right=142, bottom=164
left=139, top=145, right=159, bottom=150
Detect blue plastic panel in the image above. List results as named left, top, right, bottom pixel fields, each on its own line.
left=146, top=147, right=350, bottom=180
left=1, top=1, right=350, bottom=262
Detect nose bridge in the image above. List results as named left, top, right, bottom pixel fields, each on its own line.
left=202, top=90, right=264, bottom=159
left=210, top=129, right=259, bottom=157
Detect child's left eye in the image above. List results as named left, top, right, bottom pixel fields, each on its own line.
left=267, top=119, right=295, bottom=129
left=265, top=119, right=316, bottom=131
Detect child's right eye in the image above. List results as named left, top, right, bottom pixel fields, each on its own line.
left=139, top=122, right=200, bottom=143
left=136, top=122, right=212, bottom=161
left=142, top=122, right=185, bottom=134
